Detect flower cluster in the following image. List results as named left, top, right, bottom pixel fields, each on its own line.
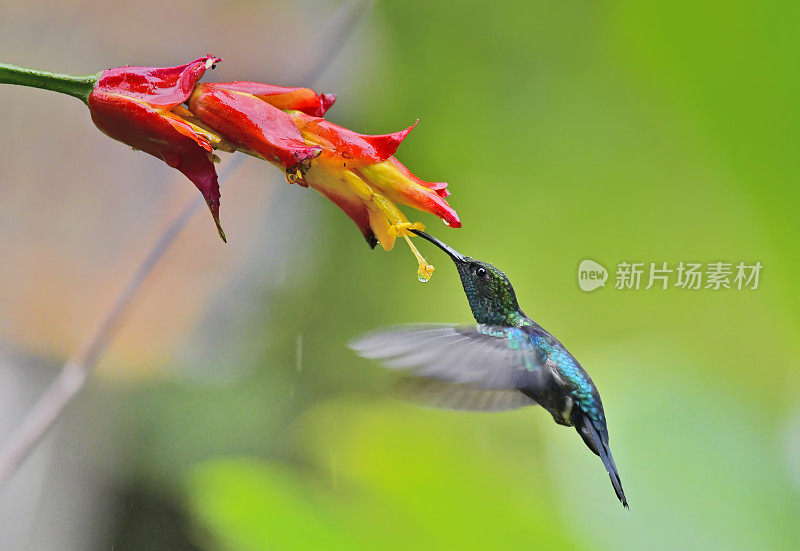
left=87, top=55, right=460, bottom=278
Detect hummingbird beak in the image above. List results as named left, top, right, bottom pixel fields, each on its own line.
left=409, top=229, right=466, bottom=262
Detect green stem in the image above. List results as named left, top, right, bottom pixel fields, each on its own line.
left=0, top=63, right=100, bottom=104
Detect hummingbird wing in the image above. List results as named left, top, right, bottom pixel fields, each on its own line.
left=349, top=324, right=546, bottom=391
left=396, top=378, right=537, bottom=412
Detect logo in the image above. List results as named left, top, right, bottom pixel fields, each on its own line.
left=577, top=259, right=762, bottom=292
left=578, top=259, right=608, bottom=292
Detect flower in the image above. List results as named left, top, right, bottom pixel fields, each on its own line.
left=187, top=82, right=328, bottom=174
left=4, top=55, right=462, bottom=269
left=88, top=56, right=232, bottom=241
left=291, top=113, right=461, bottom=280
left=188, top=83, right=460, bottom=279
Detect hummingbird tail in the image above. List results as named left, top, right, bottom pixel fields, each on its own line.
left=574, top=412, right=628, bottom=509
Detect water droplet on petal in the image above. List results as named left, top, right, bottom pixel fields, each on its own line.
left=417, top=263, right=434, bottom=282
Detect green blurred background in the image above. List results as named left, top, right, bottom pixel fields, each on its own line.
left=1, top=1, right=799, bottom=549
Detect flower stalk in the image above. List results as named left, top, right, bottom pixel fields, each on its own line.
left=0, top=63, right=99, bottom=104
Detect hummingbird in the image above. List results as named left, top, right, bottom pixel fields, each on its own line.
left=350, top=229, right=628, bottom=508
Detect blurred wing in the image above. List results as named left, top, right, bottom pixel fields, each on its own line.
left=396, top=378, right=537, bottom=412
left=349, top=324, right=545, bottom=390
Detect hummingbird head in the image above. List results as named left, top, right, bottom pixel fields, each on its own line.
left=411, top=230, right=524, bottom=326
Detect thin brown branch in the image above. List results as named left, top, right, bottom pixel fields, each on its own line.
left=298, top=0, right=376, bottom=84
left=0, top=193, right=204, bottom=485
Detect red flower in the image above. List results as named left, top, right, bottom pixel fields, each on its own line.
left=204, top=81, right=336, bottom=117
left=88, top=56, right=231, bottom=240
left=289, top=112, right=460, bottom=248
left=188, top=83, right=460, bottom=278
left=188, top=82, right=325, bottom=172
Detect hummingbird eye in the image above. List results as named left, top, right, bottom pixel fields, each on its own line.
left=475, top=266, right=488, bottom=279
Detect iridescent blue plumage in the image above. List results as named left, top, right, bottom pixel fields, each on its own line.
left=350, top=230, right=627, bottom=508
left=530, top=332, right=603, bottom=423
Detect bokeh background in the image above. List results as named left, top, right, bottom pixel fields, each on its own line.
left=1, top=1, right=799, bottom=549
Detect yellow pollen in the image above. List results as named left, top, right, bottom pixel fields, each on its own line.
left=285, top=169, right=304, bottom=184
